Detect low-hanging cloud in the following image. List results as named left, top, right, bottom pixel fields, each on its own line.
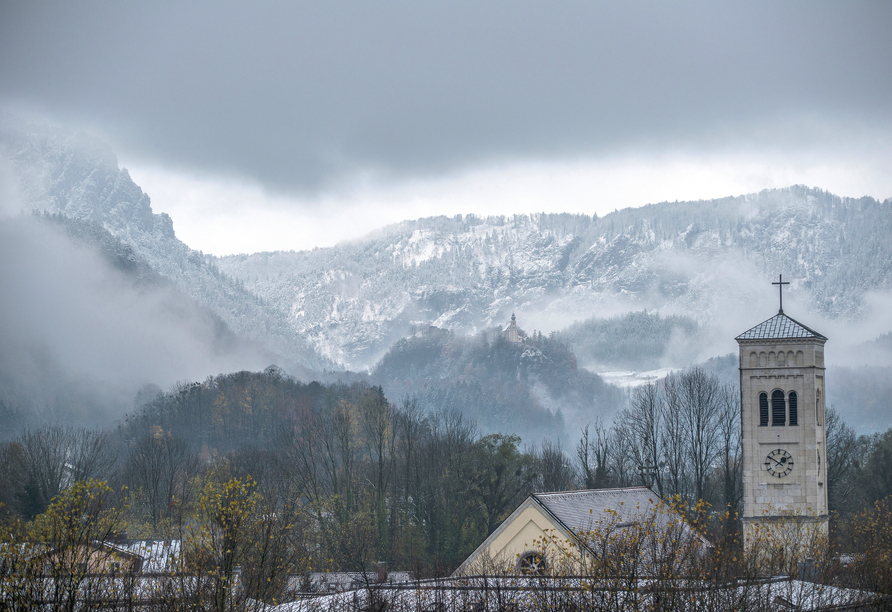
left=129, top=147, right=892, bottom=255
left=1, top=2, right=890, bottom=196
left=0, top=215, right=274, bottom=429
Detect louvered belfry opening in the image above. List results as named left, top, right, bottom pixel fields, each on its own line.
left=772, top=390, right=786, bottom=426
left=759, top=393, right=769, bottom=426
left=789, top=391, right=798, bottom=426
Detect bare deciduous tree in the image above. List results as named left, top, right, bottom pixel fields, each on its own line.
left=627, top=381, right=664, bottom=495
left=608, top=424, right=637, bottom=488
left=360, top=386, right=396, bottom=557
left=18, top=426, right=117, bottom=517
left=123, top=431, right=198, bottom=531
left=717, top=383, right=743, bottom=513
left=534, top=439, right=576, bottom=493
left=661, top=376, right=689, bottom=499
left=677, top=368, right=722, bottom=505
left=575, top=419, right=612, bottom=490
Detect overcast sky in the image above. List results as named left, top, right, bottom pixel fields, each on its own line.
left=2, top=1, right=891, bottom=255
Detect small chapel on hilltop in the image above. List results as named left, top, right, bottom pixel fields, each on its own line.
left=505, top=312, right=520, bottom=343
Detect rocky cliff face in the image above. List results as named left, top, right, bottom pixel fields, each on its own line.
left=0, top=118, right=332, bottom=372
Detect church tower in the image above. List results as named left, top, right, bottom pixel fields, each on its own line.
left=735, top=276, right=828, bottom=555
left=506, top=313, right=520, bottom=343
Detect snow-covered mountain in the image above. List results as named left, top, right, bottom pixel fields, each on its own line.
left=0, top=118, right=332, bottom=372
left=4, top=118, right=890, bottom=377
left=216, top=190, right=892, bottom=369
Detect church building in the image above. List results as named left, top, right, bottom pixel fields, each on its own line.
left=505, top=313, right=520, bottom=343
left=452, top=487, right=711, bottom=577
left=735, top=276, right=829, bottom=554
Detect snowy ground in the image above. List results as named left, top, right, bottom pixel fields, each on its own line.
left=597, top=368, right=677, bottom=388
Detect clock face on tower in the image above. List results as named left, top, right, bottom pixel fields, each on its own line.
left=765, top=448, right=794, bottom=478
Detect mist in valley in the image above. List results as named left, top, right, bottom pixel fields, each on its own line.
left=0, top=212, right=276, bottom=434
left=1, top=121, right=890, bottom=445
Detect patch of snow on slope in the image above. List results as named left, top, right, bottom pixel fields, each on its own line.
left=598, top=368, right=678, bottom=388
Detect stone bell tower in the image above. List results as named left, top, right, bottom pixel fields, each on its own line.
left=735, top=276, right=828, bottom=555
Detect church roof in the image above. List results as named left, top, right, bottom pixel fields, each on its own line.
left=735, top=311, right=827, bottom=341
left=531, top=487, right=710, bottom=548
left=532, top=487, right=660, bottom=534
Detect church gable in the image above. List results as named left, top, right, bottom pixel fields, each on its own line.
left=452, top=498, right=574, bottom=576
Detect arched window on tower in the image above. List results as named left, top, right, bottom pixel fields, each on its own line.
left=759, top=393, right=769, bottom=426
left=789, top=391, right=798, bottom=426
left=772, top=390, right=785, bottom=426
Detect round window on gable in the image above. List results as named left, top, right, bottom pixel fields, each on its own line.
left=517, top=551, right=547, bottom=575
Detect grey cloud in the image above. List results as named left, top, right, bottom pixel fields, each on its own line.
left=1, top=1, right=890, bottom=193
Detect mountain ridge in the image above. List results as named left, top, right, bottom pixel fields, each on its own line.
left=215, top=189, right=892, bottom=368
left=0, top=118, right=333, bottom=372
left=2, top=119, right=890, bottom=435
left=4, top=118, right=890, bottom=376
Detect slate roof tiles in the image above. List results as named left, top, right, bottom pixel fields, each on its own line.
left=735, top=312, right=826, bottom=341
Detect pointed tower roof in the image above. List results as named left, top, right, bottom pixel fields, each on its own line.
left=736, top=312, right=827, bottom=341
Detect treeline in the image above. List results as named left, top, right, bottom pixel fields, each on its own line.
left=577, top=369, right=741, bottom=515
left=2, top=366, right=891, bottom=592
left=557, top=310, right=703, bottom=370
left=1, top=370, right=578, bottom=577
left=582, top=370, right=892, bottom=524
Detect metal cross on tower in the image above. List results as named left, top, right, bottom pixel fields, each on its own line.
left=772, top=274, right=790, bottom=314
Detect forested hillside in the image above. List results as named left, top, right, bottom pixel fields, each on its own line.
left=557, top=310, right=703, bottom=370
left=103, top=370, right=575, bottom=574
left=4, top=121, right=890, bottom=441
left=4, top=366, right=892, bottom=586
left=373, top=326, right=625, bottom=440
left=218, top=189, right=892, bottom=369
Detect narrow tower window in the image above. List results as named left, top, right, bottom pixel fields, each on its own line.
left=816, top=389, right=822, bottom=425
left=759, top=393, right=769, bottom=426
left=772, top=390, right=785, bottom=426
left=789, top=391, right=798, bottom=426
